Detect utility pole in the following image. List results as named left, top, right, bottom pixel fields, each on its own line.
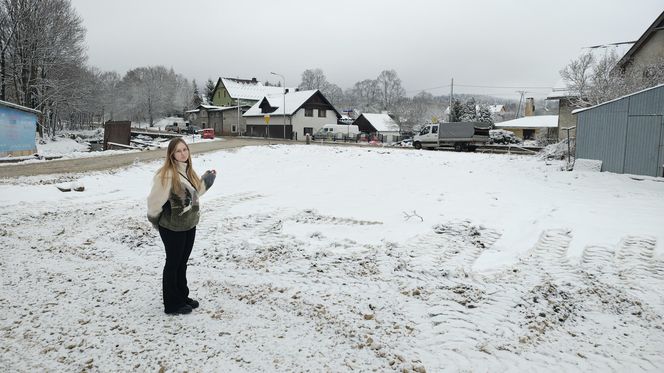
left=237, top=98, right=241, bottom=136
left=449, top=78, right=454, bottom=122
left=515, top=90, right=527, bottom=119
left=271, top=72, right=286, bottom=140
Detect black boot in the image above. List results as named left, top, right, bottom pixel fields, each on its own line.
left=186, top=298, right=199, bottom=309
left=165, top=304, right=193, bottom=315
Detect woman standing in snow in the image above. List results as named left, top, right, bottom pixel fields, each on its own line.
left=147, top=138, right=216, bottom=315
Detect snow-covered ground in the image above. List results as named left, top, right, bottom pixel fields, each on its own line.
left=1, top=145, right=663, bottom=371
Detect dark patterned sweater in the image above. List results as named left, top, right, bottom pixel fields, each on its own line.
left=147, top=162, right=215, bottom=231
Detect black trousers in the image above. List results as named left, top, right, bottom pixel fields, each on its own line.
left=158, top=226, right=196, bottom=312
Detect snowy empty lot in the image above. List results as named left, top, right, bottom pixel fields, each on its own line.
left=1, top=145, right=663, bottom=372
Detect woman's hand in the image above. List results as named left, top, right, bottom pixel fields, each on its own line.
left=202, top=169, right=217, bottom=189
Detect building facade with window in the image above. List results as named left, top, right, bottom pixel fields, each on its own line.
left=243, top=89, right=340, bottom=140
left=186, top=104, right=250, bottom=136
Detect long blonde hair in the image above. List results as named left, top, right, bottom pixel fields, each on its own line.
left=157, top=138, right=202, bottom=194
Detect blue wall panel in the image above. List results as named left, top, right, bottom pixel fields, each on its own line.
left=0, top=106, right=37, bottom=154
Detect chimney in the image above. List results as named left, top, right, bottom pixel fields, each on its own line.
left=525, top=98, right=535, bottom=116
left=285, top=88, right=289, bottom=94
left=251, top=77, right=257, bottom=83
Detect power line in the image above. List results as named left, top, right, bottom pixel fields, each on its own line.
left=407, top=82, right=553, bottom=94
left=406, top=84, right=450, bottom=93
left=455, top=84, right=552, bottom=89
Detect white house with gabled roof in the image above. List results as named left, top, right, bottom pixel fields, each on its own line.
left=243, top=89, right=341, bottom=140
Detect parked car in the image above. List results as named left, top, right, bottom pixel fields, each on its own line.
left=183, top=125, right=201, bottom=135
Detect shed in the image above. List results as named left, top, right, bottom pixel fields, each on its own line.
left=0, top=100, right=40, bottom=157
left=573, top=84, right=664, bottom=177
left=353, top=113, right=401, bottom=142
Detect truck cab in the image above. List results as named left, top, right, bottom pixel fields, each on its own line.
left=413, top=124, right=439, bottom=149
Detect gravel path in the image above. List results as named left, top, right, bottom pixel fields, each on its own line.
left=0, top=138, right=287, bottom=178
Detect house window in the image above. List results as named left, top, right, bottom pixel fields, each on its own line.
left=232, top=125, right=237, bottom=132
left=318, top=109, right=326, bottom=118
left=304, top=127, right=313, bottom=135
left=305, top=108, right=313, bottom=117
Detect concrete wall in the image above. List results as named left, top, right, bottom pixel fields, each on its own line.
left=557, top=98, right=577, bottom=140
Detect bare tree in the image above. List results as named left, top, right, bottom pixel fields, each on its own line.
left=376, top=69, right=406, bottom=112
left=349, top=79, right=380, bottom=111
left=297, top=68, right=346, bottom=106
left=0, top=0, right=88, bottom=136
left=299, top=68, right=328, bottom=90
left=560, top=51, right=664, bottom=108
left=115, top=66, right=192, bottom=126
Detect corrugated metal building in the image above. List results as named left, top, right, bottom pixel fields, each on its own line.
left=0, top=100, right=41, bottom=157
left=574, top=84, right=664, bottom=177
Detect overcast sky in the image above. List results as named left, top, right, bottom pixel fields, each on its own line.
left=70, top=0, right=663, bottom=99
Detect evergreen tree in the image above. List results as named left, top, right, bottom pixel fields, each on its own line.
left=191, top=79, right=203, bottom=107
left=205, top=78, right=216, bottom=104
left=449, top=99, right=464, bottom=122
left=460, top=97, right=477, bottom=121
left=477, top=105, right=493, bottom=125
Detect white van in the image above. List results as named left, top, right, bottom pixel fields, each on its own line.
left=313, top=124, right=360, bottom=140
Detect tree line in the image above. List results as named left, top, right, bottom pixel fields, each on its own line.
left=0, top=0, right=193, bottom=137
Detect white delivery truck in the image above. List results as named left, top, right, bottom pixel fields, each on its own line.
left=313, top=124, right=360, bottom=140
left=413, top=122, right=490, bottom=151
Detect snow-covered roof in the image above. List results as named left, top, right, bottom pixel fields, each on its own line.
left=221, top=78, right=288, bottom=101
left=571, top=83, right=664, bottom=115
left=200, top=104, right=224, bottom=110
left=0, top=99, right=41, bottom=115
left=360, top=113, right=400, bottom=132
left=494, top=115, right=558, bottom=129
left=243, top=90, right=325, bottom=117
left=547, top=42, right=634, bottom=99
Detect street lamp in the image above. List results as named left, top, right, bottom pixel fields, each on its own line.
left=270, top=72, right=286, bottom=140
